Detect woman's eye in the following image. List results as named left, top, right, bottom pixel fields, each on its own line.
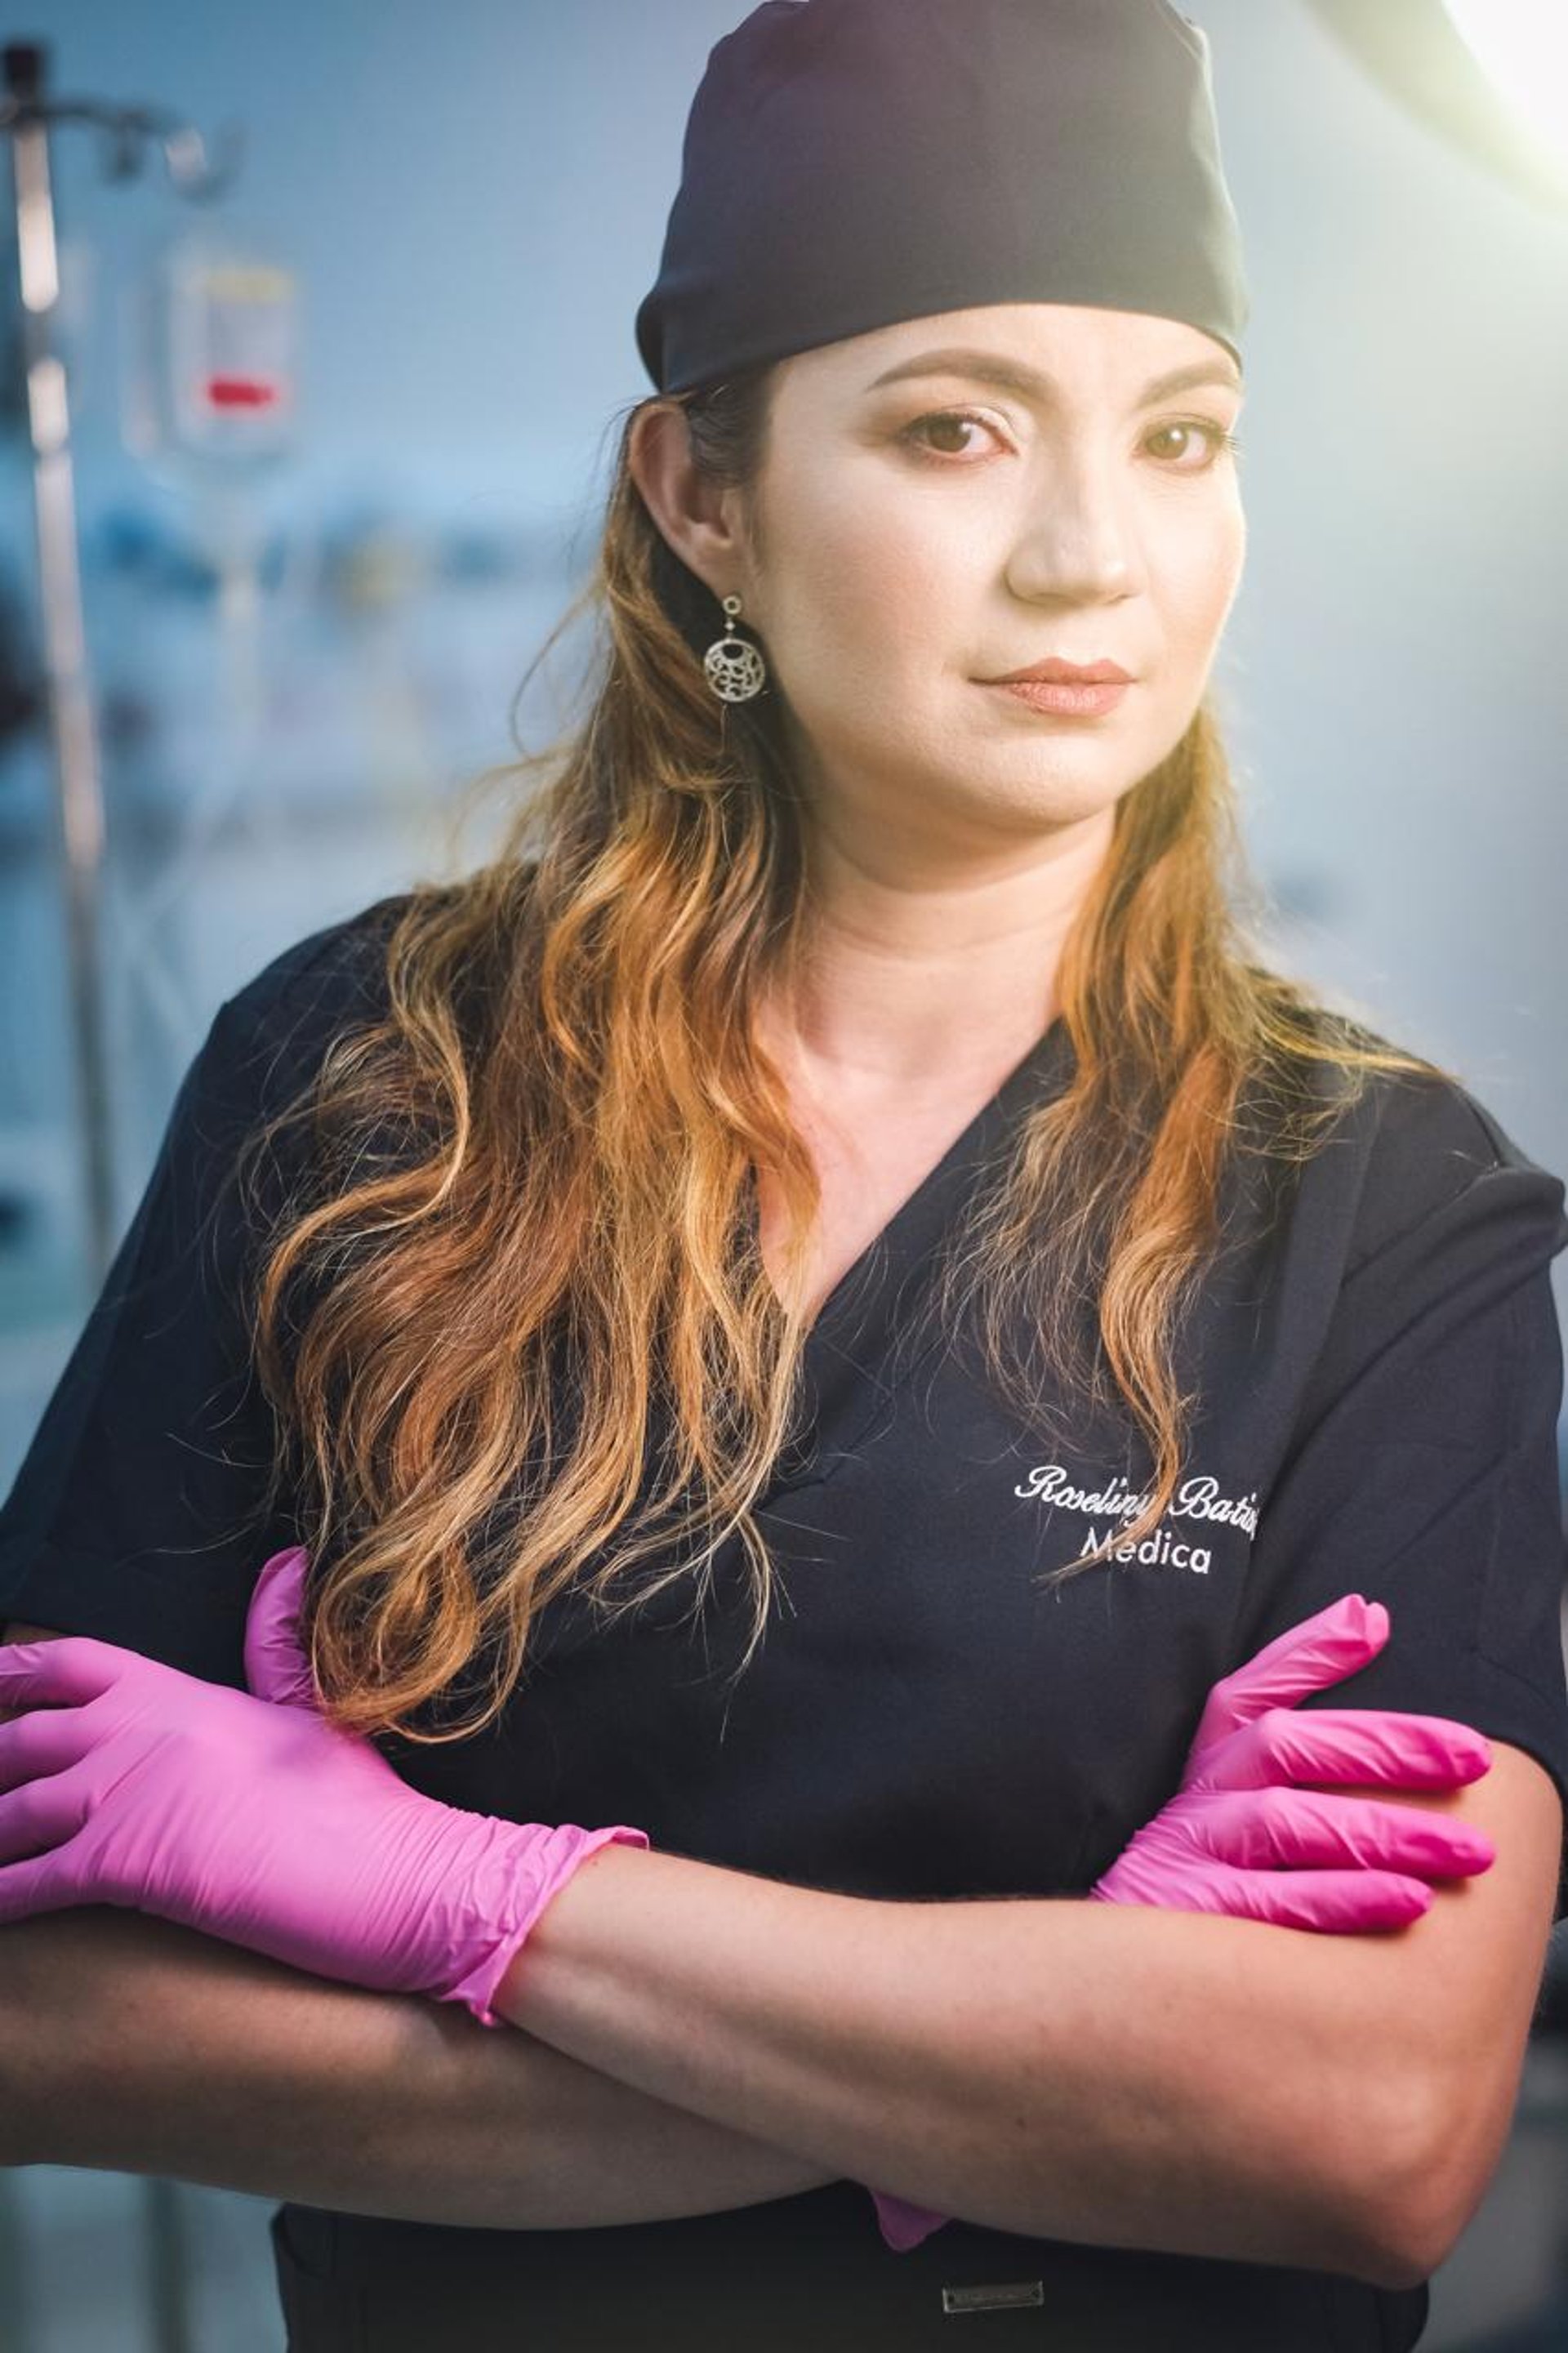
left=897, top=409, right=1241, bottom=471
left=898, top=408, right=1009, bottom=461
left=1144, top=419, right=1241, bottom=471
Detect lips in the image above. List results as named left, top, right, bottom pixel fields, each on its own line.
left=989, top=657, right=1134, bottom=684
left=992, top=676, right=1129, bottom=718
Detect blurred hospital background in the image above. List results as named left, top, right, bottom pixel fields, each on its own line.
left=1, top=1, right=1566, bottom=2345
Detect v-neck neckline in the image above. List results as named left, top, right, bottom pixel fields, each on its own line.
left=744, top=1008, right=1074, bottom=1499
left=752, top=1009, right=1074, bottom=1345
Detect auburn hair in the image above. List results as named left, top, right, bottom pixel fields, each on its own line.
left=234, top=363, right=1454, bottom=1747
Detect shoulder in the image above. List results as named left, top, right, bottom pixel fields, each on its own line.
left=1362, top=1049, right=1561, bottom=1275
left=210, top=890, right=414, bottom=1074
left=1254, top=1007, right=1568, bottom=1300
left=1347, top=1052, right=1561, bottom=1276
left=183, top=887, right=482, bottom=1152
left=144, top=892, right=428, bottom=1227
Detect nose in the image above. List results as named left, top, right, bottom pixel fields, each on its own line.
left=1005, top=448, right=1141, bottom=606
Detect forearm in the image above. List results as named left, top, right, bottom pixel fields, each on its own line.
left=502, top=1844, right=1435, bottom=2284
left=0, top=1910, right=835, bottom=2226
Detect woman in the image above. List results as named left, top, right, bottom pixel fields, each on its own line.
left=1, top=2, right=1565, bottom=2347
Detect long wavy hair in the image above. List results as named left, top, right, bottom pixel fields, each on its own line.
left=234, top=361, right=1454, bottom=1747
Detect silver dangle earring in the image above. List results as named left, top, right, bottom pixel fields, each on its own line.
left=703, top=594, right=768, bottom=703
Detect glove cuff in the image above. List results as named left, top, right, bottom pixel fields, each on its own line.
left=440, top=1821, right=651, bottom=2028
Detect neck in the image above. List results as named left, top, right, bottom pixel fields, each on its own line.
left=759, top=808, right=1112, bottom=1093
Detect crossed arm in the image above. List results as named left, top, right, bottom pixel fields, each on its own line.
left=0, top=1887, right=1421, bottom=2284
left=0, top=1905, right=835, bottom=2228
left=3, top=1617, right=1526, bottom=2292
left=0, top=1618, right=825, bottom=2231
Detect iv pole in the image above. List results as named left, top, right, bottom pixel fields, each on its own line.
left=0, top=43, right=242, bottom=2353
left=1, top=38, right=241, bottom=1281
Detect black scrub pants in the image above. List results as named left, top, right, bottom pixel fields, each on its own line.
left=268, top=2180, right=1428, bottom=2350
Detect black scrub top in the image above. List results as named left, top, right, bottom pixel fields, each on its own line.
left=3, top=889, right=1567, bottom=2353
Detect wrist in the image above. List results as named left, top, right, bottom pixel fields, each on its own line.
left=441, top=1819, right=651, bottom=2029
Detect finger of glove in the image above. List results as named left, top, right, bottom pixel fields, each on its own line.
left=1098, top=1853, right=1433, bottom=1932
left=1196, top=1706, right=1494, bottom=1794
left=0, top=1707, right=87, bottom=1794
left=1198, top=1785, right=1495, bottom=1879
left=0, top=1636, right=125, bottom=1712
left=0, top=1754, right=131, bottom=1871
left=871, top=2192, right=950, bottom=2252
left=243, top=1545, right=318, bottom=1709
left=1216, top=1866, right=1436, bottom=1933
left=1187, top=1596, right=1389, bottom=1756
left=0, top=1849, right=82, bottom=1925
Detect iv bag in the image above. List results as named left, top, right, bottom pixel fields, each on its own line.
left=120, top=220, right=300, bottom=487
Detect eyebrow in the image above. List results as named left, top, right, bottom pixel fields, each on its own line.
left=865, top=346, right=1244, bottom=407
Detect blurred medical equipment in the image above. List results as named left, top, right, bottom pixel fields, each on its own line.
left=114, top=216, right=302, bottom=1076
left=0, top=47, right=252, bottom=2352
left=1, top=38, right=244, bottom=1286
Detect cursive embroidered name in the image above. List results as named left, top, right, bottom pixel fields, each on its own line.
left=1013, top=1462, right=1259, bottom=1575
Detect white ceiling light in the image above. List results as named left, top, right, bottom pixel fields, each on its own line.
left=1442, top=0, right=1568, bottom=163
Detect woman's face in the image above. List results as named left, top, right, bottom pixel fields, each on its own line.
left=742, top=302, right=1246, bottom=865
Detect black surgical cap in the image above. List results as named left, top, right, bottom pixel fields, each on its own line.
left=635, top=0, right=1250, bottom=398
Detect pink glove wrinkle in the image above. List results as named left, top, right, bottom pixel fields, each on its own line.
left=0, top=1544, right=649, bottom=2029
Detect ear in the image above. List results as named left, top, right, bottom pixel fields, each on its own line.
left=243, top=1544, right=320, bottom=1709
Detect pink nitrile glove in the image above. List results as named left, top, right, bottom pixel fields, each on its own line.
left=1086, top=1593, right=1496, bottom=1930
left=866, top=1593, right=1497, bottom=2253
left=0, top=1544, right=649, bottom=2028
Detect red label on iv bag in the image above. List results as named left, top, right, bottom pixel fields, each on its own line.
left=203, top=375, right=283, bottom=410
